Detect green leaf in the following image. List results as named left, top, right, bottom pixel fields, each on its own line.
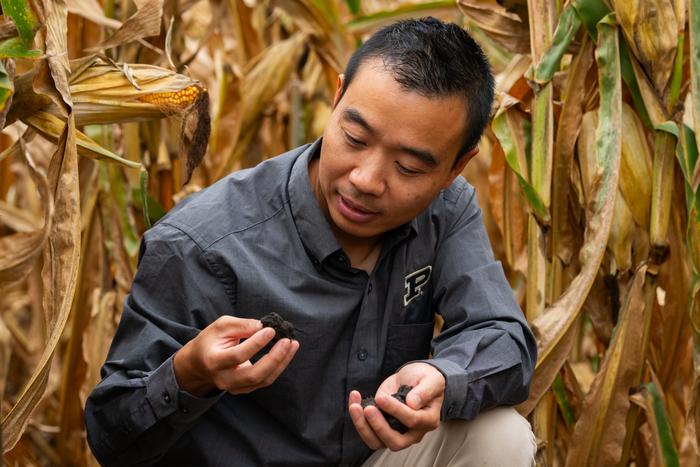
left=533, top=4, right=581, bottom=84
left=344, top=0, right=361, bottom=16
left=669, top=33, right=684, bottom=109
left=0, top=36, right=41, bottom=59
left=133, top=180, right=166, bottom=228
left=0, top=61, right=13, bottom=111
left=1, top=0, right=39, bottom=44
left=573, top=0, right=610, bottom=41
left=347, top=1, right=456, bottom=32
left=492, top=110, right=551, bottom=224
left=620, top=40, right=653, bottom=129
left=645, top=383, right=681, bottom=467
left=690, top=0, right=700, bottom=158
left=552, top=375, right=575, bottom=427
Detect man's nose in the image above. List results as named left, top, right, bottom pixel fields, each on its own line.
left=348, top=155, right=387, bottom=197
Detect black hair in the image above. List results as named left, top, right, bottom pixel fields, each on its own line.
left=339, top=17, right=494, bottom=164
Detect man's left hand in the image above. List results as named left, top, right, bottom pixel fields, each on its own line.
left=348, top=362, right=445, bottom=451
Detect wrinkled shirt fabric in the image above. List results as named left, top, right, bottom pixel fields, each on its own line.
left=85, top=139, right=537, bottom=466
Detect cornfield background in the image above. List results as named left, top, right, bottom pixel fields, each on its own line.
left=0, top=0, right=698, bottom=465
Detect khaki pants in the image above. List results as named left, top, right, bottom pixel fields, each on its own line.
left=362, top=407, right=537, bottom=467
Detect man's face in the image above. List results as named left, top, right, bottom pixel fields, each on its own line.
left=310, top=59, right=476, bottom=244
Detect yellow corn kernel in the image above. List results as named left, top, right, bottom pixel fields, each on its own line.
left=137, top=85, right=201, bottom=110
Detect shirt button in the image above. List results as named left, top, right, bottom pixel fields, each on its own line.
left=357, top=349, right=368, bottom=361
left=447, top=405, right=454, bottom=415
left=338, top=254, right=347, bottom=264
left=367, top=283, right=373, bottom=294
left=181, top=406, right=189, bottom=414
left=162, top=391, right=171, bottom=403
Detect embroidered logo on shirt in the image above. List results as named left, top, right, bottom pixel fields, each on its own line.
left=404, top=266, right=432, bottom=306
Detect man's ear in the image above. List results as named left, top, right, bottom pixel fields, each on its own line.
left=444, top=147, right=479, bottom=188
left=332, top=74, right=345, bottom=109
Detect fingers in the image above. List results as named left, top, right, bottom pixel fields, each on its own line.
left=363, top=402, right=423, bottom=452
left=218, top=327, right=276, bottom=367
left=374, top=392, right=439, bottom=433
left=228, top=338, right=300, bottom=394
left=348, top=391, right=384, bottom=450
left=213, top=315, right=263, bottom=339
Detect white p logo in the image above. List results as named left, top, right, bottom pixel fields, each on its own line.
left=404, top=266, right=432, bottom=306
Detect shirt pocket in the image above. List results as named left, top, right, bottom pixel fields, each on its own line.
left=381, top=320, right=435, bottom=378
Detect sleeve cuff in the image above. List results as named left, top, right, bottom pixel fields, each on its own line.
left=417, top=358, right=469, bottom=420
left=145, top=356, right=223, bottom=424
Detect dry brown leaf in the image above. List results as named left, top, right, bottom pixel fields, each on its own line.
left=272, top=0, right=349, bottom=73
left=91, top=0, right=163, bottom=51
left=217, top=32, right=307, bottom=177
left=65, top=0, right=122, bottom=30
left=488, top=138, right=527, bottom=275
left=608, top=191, right=635, bottom=273
left=552, top=37, right=595, bottom=266
left=2, top=116, right=79, bottom=452
left=612, top=0, right=678, bottom=95
left=457, top=0, right=530, bottom=54
left=679, top=374, right=700, bottom=466
left=565, top=266, right=652, bottom=466
left=37, top=0, right=72, bottom=112
left=619, top=103, right=653, bottom=230
left=0, top=316, right=11, bottom=404
left=0, top=145, right=53, bottom=291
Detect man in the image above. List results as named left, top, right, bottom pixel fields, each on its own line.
left=85, top=17, right=537, bottom=466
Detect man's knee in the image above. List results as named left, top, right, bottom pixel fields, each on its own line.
left=448, top=407, right=536, bottom=467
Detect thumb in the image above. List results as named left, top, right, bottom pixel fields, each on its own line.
left=407, top=373, right=444, bottom=410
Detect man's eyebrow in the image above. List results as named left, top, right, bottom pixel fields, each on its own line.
left=342, top=108, right=376, bottom=135
left=342, top=107, right=438, bottom=167
left=398, top=145, right=438, bottom=167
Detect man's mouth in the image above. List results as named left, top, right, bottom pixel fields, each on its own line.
left=337, top=195, right=379, bottom=223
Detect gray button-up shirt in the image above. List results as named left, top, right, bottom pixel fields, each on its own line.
left=85, top=139, right=536, bottom=467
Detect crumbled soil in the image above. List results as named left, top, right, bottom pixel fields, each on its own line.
left=260, top=312, right=295, bottom=343
left=360, top=385, right=414, bottom=433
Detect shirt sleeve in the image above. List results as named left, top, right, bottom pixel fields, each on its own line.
left=84, top=222, right=230, bottom=466
left=423, top=184, right=537, bottom=421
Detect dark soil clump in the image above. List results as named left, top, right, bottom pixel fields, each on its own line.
left=360, top=385, right=414, bottom=433
left=260, top=312, right=295, bottom=343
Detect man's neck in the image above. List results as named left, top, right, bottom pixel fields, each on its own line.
left=331, top=226, right=383, bottom=274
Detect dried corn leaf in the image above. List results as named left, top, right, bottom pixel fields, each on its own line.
left=552, top=36, right=595, bottom=265
left=272, top=0, right=348, bottom=72
left=457, top=0, right=530, bottom=54
left=91, top=0, right=163, bottom=51
left=608, top=191, right=635, bottom=272
left=518, top=14, right=622, bottom=416
left=691, top=0, right=700, bottom=160
left=2, top=116, right=79, bottom=452
left=611, top=0, right=678, bottom=95
left=24, top=111, right=141, bottom=168
left=619, top=103, right=653, bottom=229
left=37, top=0, right=72, bottom=112
left=630, top=376, right=681, bottom=467
left=217, top=32, right=307, bottom=177
left=347, top=1, right=458, bottom=33
left=565, top=265, right=651, bottom=466
left=0, top=316, right=11, bottom=403
left=0, top=146, right=52, bottom=289
left=66, top=0, right=122, bottom=30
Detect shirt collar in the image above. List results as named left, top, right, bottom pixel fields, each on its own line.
left=287, top=138, right=418, bottom=265
left=288, top=139, right=341, bottom=264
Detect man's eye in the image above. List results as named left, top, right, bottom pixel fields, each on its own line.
left=343, top=132, right=365, bottom=147
left=395, top=162, right=421, bottom=176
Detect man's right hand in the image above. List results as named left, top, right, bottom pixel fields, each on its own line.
left=173, top=315, right=299, bottom=397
